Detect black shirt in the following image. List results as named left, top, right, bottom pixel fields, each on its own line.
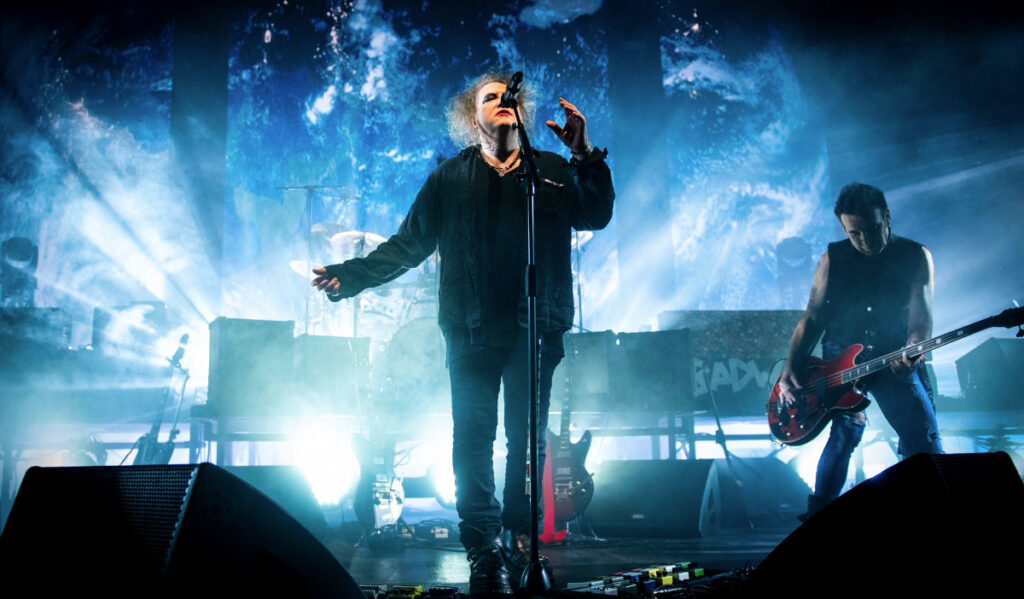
left=822, top=234, right=925, bottom=356
left=479, top=163, right=526, bottom=347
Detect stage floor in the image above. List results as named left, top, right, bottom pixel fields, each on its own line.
left=326, top=527, right=795, bottom=592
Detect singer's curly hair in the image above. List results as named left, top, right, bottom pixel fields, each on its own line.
left=445, top=70, right=536, bottom=148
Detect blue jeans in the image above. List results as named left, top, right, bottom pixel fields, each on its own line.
left=814, top=342, right=943, bottom=499
left=447, top=329, right=563, bottom=549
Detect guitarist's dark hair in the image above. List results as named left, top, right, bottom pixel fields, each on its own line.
left=834, top=182, right=889, bottom=219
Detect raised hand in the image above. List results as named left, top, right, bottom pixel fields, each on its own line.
left=545, top=97, right=590, bottom=156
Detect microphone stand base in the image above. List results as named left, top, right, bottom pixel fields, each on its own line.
left=519, top=560, right=553, bottom=596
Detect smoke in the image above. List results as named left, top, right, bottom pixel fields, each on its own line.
left=519, top=0, right=603, bottom=30
left=3, top=2, right=1021, bottom=465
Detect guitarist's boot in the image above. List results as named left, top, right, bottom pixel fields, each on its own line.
left=501, top=529, right=553, bottom=591
left=797, top=494, right=833, bottom=522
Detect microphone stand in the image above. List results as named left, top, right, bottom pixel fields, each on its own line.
left=503, top=72, right=552, bottom=595
left=131, top=335, right=190, bottom=466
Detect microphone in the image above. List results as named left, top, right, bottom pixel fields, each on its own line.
left=168, top=333, right=188, bottom=368
left=499, top=71, right=523, bottom=108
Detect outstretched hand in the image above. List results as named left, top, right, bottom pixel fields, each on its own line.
left=546, top=97, right=590, bottom=156
left=311, top=267, right=341, bottom=296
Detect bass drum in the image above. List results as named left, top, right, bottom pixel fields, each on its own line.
left=384, top=317, right=450, bottom=411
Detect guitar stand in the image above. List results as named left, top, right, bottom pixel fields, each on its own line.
left=564, top=513, right=602, bottom=543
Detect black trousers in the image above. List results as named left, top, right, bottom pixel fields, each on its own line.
left=447, top=329, right=563, bottom=550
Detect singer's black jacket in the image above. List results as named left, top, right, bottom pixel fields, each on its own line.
left=326, top=145, right=614, bottom=338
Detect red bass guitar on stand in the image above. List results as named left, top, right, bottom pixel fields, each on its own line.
left=767, top=307, right=1024, bottom=446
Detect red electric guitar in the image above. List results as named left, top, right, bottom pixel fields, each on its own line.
left=540, top=368, right=594, bottom=544
left=767, top=307, right=1024, bottom=446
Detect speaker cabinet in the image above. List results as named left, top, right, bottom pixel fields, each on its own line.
left=551, top=330, right=694, bottom=413
left=586, top=459, right=720, bottom=538
left=293, top=333, right=369, bottom=415
left=0, top=464, right=361, bottom=597
left=956, top=337, right=1024, bottom=411
left=208, top=317, right=295, bottom=417
left=657, top=310, right=804, bottom=417
left=743, top=452, right=1024, bottom=597
left=611, top=330, right=694, bottom=412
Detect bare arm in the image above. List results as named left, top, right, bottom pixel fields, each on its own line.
left=777, top=251, right=830, bottom=405
left=892, top=246, right=934, bottom=373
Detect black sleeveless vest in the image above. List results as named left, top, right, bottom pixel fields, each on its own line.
left=822, top=234, right=924, bottom=357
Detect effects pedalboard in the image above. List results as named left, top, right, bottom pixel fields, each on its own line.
left=358, top=562, right=749, bottom=599
left=361, top=585, right=459, bottom=599
left=565, top=562, right=708, bottom=595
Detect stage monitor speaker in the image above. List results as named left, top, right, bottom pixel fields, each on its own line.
left=955, top=337, right=1024, bottom=411
left=0, top=464, right=361, bottom=598
left=714, top=456, right=810, bottom=528
left=222, top=465, right=329, bottom=542
left=208, top=317, right=295, bottom=417
left=586, top=459, right=720, bottom=538
left=742, top=452, right=1024, bottom=597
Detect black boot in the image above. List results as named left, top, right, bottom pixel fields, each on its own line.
left=468, top=537, right=513, bottom=597
left=501, top=530, right=553, bottom=591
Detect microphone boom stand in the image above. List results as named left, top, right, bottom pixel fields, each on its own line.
left=504, top=74, right=553, bottom=595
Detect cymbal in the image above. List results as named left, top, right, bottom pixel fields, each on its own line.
left=310, top=222, right=349, bottom=238
left=330, top=230, right=387, bottom=260
left=571, top=230, right=594, bottom=250
left=330, top=230, right=386, bottom=248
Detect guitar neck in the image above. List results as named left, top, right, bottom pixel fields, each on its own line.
left=560, top=379, right=572, bottom=438
left=841, top=316, right=1001, bottom=384
left=560, top=339, right=578, bottom=438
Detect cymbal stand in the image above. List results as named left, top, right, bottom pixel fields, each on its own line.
left=573, top=231, right=586, bottom=333
left=276, top=184, right=350, bottom=336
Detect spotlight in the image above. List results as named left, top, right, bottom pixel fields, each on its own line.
left=430, top=462, right=456, bottom=510
left=293, top=427, right=361, bottom=506
left=1, top=237, right=38, bottom=308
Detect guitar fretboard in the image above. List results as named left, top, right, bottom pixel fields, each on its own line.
left=839, top=317, right=995, bottom=384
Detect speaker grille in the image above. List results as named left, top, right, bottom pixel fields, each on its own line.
left=112, top=465, right=197, bottom=574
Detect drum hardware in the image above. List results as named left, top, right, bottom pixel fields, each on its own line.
left=572, top=229, right=592, bottom=333
left=276, top=185, right=353, bottom=336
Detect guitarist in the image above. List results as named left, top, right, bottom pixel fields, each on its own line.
left=777, top=182, right=943, bottom=520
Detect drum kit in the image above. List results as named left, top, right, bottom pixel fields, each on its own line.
left=290, top=223, right=597, bottom=408
left=292, top=224, right=446, bottom=408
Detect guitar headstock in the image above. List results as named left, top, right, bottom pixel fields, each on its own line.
left=991, top=306, right=1024, bottom=330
